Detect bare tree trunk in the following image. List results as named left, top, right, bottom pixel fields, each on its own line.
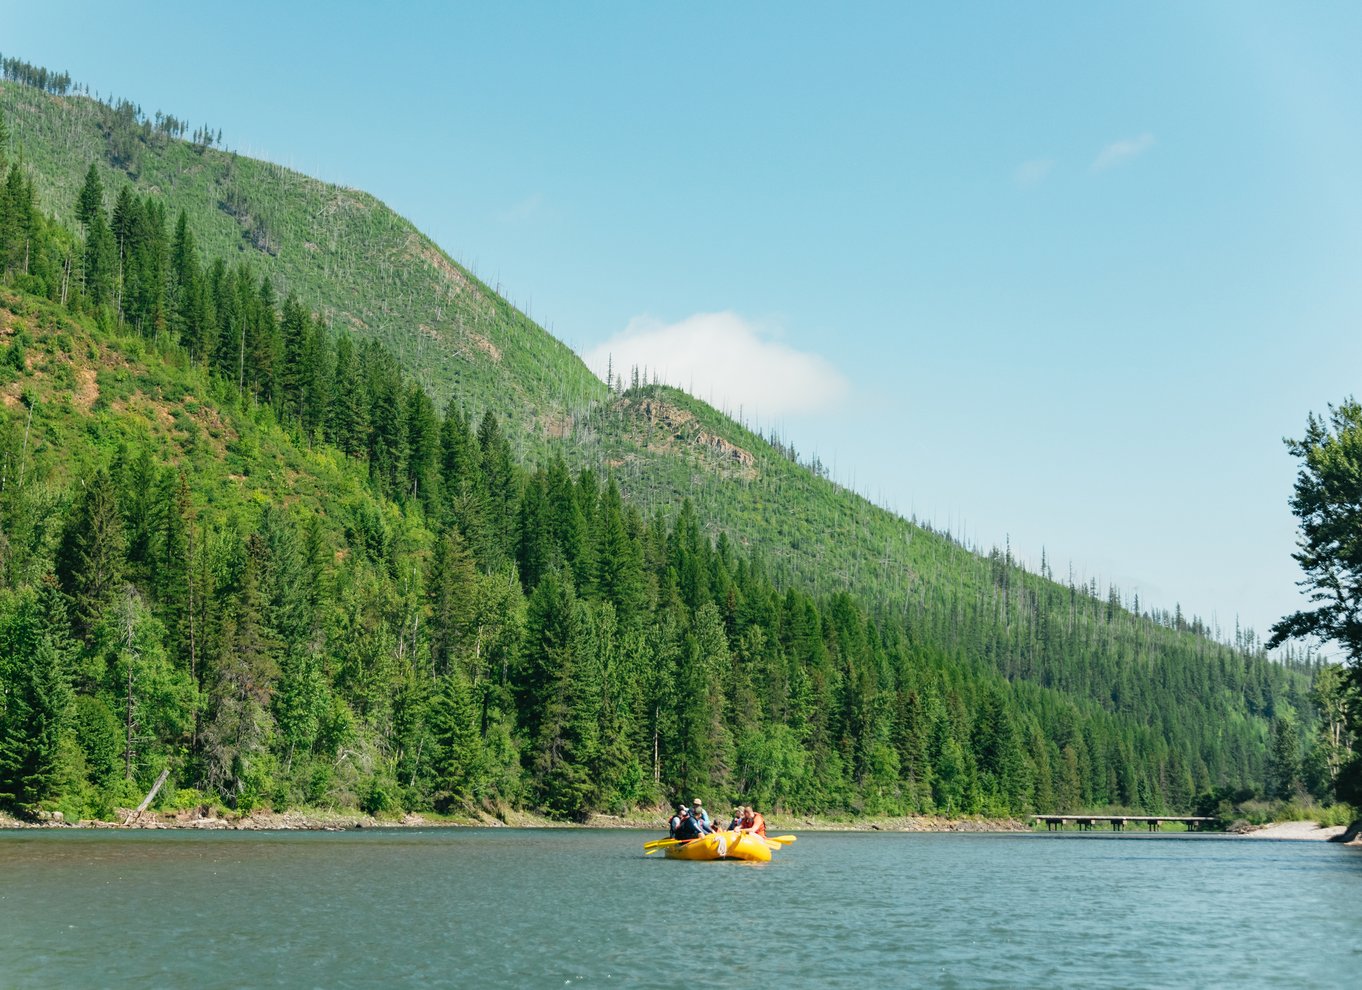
left=124, top=766, right=171, bottom=825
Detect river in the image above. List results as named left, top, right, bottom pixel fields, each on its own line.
left=2, top=829, right=1359, bottom=987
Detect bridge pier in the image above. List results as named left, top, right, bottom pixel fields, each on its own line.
left=1030, top=815, right=1215, bottom=833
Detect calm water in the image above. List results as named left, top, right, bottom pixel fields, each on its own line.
left=2, top=829, right=1359, bottom=988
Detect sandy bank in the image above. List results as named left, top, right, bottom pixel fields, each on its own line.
left=1241, top=820, right=1351, bottom=842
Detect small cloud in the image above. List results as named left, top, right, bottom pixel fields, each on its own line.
left=499, top=193, right=543, bottom=223
left=1092, top=133, right=1155, bottom=171
left=584, top=312, right=849, bottom=416
left=1014, top=158, right=1055, bottom=187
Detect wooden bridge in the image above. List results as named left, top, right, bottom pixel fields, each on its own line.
left=1030, top=815, right=1217, bottom=832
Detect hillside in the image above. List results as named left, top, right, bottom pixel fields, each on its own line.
left=0, top=63, right=1330, bottom=821
left=0, top=77, right=606, bottom=438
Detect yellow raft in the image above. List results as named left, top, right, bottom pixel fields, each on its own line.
left=663, top=829, right=773, bottom=862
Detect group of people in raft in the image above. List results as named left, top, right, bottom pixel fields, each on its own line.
left=667, top=799, right=766, bottom=841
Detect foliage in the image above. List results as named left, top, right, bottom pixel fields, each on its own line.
left=0, top=63, right=1320, bottom=822
left=1270, top=400, right=1362, bottom=809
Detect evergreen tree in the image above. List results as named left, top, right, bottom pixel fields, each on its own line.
left=327, top=333, right=368, bottom=457
left=428, top=529, right=477, bottom=676
left=76, top=163, right=104, bottom=230
left=429, top=669, right=486, bottom=806
left=1266, top=713, right=1301, bottom=800
left=0, top=591, right=71, bottom=812
left=364, top=342, right=405, bottom=497
left=594, top=478, right=644, bottom=626
left=54, top=469, right=126, bottom=639
left=477, top=411, right=518, bottom=567
left=403, top=382, right=440, bottom=509
left=203, top=533, right=279, bottom=805
left=1271, top=400, right=1362, bottom=806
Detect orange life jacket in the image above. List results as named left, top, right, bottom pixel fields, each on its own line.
left=741, top=811, right=767, bottom=837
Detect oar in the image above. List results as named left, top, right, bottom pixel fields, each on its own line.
left=762, top=834, right=798, bottom=849
left=643, top=838, right=689, bottom=854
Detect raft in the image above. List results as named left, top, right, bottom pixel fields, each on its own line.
left=663, top=829, right=773, bottom=862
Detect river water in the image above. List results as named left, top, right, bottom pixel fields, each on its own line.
left=2, top=829, right=1359, bottom=988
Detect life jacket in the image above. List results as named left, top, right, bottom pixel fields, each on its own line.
left=668, top=815, right=682, bottom=838
left=741, top=812, right=767, bottom=837
left=674, top=814, right=706, bottom=840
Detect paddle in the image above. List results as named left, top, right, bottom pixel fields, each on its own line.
left=643, top=836, right=701, bottom=854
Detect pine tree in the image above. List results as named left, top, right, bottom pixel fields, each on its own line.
left=203, top=533, right=279, bottom=805
left=170, top=209, right=205, bottom=355
left=403, top=382, right=440, bottom=509
left=1267, top=713, right=1301, bottom=800
left=88, top=220, right=116, bottom=312
left=594, top=478, right=644, bottom=625
left=428, top=529, right=477, bottom=676
left=0, top=592, right=71, bottom=812
left=76, top=163, right=104, bottom=230
left=54, top=469, right=126, bottom=639
left=278, top=293, right=309, bottom=422
left=155, top=472, right=194, bottom=674
left=429, top=669, right=486, bottom=807
left=364, top=343, right=404, bottom=496
left=477, top=411, right=518, bottom=567
left=517, top=470, right=552, bottom=590
left=327, top=333, right=368, bottom=457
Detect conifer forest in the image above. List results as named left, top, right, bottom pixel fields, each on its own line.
left=0, top=58, right=1347, bottom=825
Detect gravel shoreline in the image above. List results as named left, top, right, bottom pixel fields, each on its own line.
left=4, top=809, right=1356, bottom=843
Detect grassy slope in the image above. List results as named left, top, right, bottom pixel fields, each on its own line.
left=2, top=81, right=1306, bottom=731
left=1, top=82, right=606, bottom=441
left=0, top=288, right=396, bottom=565
left=3, top=80, right=973, bottom=614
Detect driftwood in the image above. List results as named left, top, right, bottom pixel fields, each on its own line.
left=123, top=767, right=171, bottom=826
left=1333, top=819, right=1362, bottom=844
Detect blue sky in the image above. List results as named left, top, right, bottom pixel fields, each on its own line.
left=6, top=1, right=1362, bottom=643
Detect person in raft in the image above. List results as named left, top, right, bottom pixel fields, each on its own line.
left=691, top=798, right=711, bottom=830
left=737, top=805, right=767, bottom=837
left=726, top=808, right=743, bottom=831
left=674, top=799, right=712, bottom=839
left=668, top=805, right=688, bottom=838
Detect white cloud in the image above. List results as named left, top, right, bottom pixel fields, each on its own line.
left=585, top=312, right=849, bottom=416
left=1014, top=158, right=1055, bottom=187
left=1092, top=133, right=1155, bottom=171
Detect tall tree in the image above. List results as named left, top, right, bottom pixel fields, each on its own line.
left=0, top=591, right=71, bottom=812
left=54, top=469, right=126, bottom=639
left=1270, top=399, right=1362, bottom=805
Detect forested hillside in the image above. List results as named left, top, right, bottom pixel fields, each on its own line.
left=0, top=59, right=1332, bottom=822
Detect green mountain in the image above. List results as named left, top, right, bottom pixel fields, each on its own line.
left=0, top=63, right=1330, bottom=823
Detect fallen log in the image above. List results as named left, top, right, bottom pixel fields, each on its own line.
left=124, top=767, right=171, bottom=826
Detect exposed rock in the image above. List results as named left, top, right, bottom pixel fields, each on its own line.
left=621, top=396, right=757, bottom=477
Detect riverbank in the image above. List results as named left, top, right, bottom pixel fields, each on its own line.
left=1241, top=820, right=1359, bottom=843
left=5, top=807, right=1357, bottom=842
left=0, top=806, right=1029, bottom=833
